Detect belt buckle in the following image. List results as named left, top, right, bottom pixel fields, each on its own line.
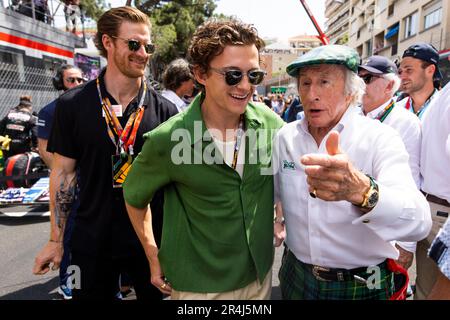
left=312, top=265, right=331, bottom=281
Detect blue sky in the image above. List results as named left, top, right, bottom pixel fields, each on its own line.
left=107, top=0, right=326, bottom=42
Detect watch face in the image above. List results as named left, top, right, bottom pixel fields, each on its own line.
left=367, top=191, right=379, bottom=207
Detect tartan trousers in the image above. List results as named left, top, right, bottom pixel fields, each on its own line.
left=279, top=248, right=394, bottom=300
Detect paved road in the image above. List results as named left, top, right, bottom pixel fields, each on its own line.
left=0, top=215, right=61, bottom=299
left=0, top=214, right=416, bottom=300
left=0, top=213, right=284, bottom=300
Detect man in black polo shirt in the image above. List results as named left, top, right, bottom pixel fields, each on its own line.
left=34, top=6, right=177, bottom=300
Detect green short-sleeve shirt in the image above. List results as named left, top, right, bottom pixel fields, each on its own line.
left=123, top=94, right=284, bottom=292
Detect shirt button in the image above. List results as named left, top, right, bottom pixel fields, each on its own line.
left=362, top=219, right=370, bottom=224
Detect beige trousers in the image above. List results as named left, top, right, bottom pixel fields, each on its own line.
left=414, top=201, right=448, bottom=300
left=171, top=271, right=272, bottom=300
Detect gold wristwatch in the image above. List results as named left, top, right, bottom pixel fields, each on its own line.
left=359, top=175, right=379, bottom=209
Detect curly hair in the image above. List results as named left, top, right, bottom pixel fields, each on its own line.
left=95, top=6, right=151, bottom=58
left=187, top=18, right=265, bottom=75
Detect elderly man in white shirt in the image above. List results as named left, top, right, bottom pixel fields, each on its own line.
left=273, top=45, right=431, bottom=300
left=416, top=82, right=450, bottom=299
left=358, top=56, right=421, bottom=277
left=161, top=58, right=195, bottom=113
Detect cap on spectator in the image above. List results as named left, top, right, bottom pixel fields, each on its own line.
left=402, top=42, right=442, bottom=80
left=359, top=55, right=398, bottom=74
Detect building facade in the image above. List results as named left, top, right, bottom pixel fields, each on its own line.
left=325, top=0, right=351, bottom=44
left=347, top=0, right=449, bottom=62
left=288, top=34, right=322, bottom=55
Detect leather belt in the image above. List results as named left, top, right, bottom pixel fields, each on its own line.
left=306, top=260, right=387, bottom=283
left=286, top=249, right=387, bottom=283
left=421, top=190, right=450, bottom=208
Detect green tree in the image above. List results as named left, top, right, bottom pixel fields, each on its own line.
left=135, top=0, right=218, bottom=79
left=80, top=0, right=108, bottom=20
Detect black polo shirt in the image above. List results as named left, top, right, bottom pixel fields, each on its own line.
left=48, top=72, right=178, bottom=258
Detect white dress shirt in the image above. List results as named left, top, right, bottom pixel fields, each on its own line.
left=365, top=100, right=421, bottom=188
left=162, top=89, right=187, bottom=113
left=274, top=105, right=431, bottom=269
left=364, top=100, right=422, bottom=253
left=396, top=89, right=439, bottom=119
left=420, top=83, right=450, bottom=202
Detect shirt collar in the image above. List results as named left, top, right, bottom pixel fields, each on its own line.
left=184, top=93, right=264, bottom=146
left=98, top=68, right=148, bottom=115
left=162, top=89, right=186, bottom=112
left=366, top=99, right=393, bottom=119
left=410, top=88, right=438, bottom=112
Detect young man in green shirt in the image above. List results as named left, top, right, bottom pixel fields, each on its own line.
left=123, top=19, right=284, bottom=300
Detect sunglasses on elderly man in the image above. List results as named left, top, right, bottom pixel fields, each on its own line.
left=112, top=36, right=155, bottom=54
left=359, top=73, right=382, bottom=85
left=210, top=67, right=266, bottom=86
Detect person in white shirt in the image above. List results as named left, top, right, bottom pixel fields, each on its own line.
left=416, top=82, right=450, bottom=299
left=273, top=45, right=431, bottom=300
left=397, top=43, right=441, bottom=119
left=359, top=56, right=421, bottom=274
left=161, top=58, right=195, bottom=113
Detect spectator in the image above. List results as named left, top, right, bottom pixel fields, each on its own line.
left=161, top=58, right=194, bottom=113
left=274, top=45, right=431, bottom=300
left=32, top=6, right=178, bottom=300
left=0, top=95, right=37, bottom=159
left=397, top=43, right=441, bottom=119
left=64, top=0, right=81, bottom=34
left=419, top=82, right=450, bottom=299
left=123, top=18, right=284, bottom=300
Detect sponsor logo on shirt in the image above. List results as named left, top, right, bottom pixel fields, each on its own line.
left=283, top=160, right=295, bottom=170
left=6, top=123, right=25, bottom=131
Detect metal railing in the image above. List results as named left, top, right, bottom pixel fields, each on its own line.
left=2, top=0, right=86, bottom=37
left=0, top=61, right=59, bottom=118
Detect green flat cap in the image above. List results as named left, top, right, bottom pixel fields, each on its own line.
left=286, top=44, right=360, bottom=77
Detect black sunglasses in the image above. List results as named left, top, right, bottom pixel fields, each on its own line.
left=66, top=77, right=85, bottom=84
left=112, top=36, right=155, bottom=54
left=210, top=67, right=266, bottom=86
left=359, top=73, right=382, bottom=84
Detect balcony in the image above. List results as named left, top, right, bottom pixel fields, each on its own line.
left=2, top=0, right=87, bottom=48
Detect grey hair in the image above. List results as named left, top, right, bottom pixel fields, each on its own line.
left=162, top=58, right=193, bottom=91
left=344, top=67, right=366, bottom=107
left=382, top=73, right=401, bottom=96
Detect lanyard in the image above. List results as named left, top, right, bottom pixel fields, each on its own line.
left=375, top=100, right=395, bottom=123
left=96, top=78, right=146, bottom=156
left=231, top=114, right=245, bottom=170
left=404, top=89, right=436, bottom=118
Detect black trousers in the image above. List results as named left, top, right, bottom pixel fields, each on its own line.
left=71, top=251, right=162, bottom=300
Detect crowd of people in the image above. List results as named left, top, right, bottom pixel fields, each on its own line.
left=22, top=5, right=450, bottom=301
left=7, top=0, right=81, bottom=33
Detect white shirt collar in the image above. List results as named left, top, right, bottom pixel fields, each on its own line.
left=365, top=99, right=393, bottom=119
left=161, top=89, right=187, bottom=112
